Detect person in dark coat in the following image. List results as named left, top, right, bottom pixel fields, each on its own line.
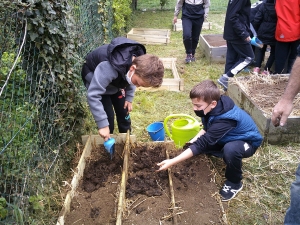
left=173, top=0, right=211, bottom=63
left=157, top=80, right=263, bottom=201
left=252, top=0, right=277, bottom=75
left=217, top=0, right=254, bottom=91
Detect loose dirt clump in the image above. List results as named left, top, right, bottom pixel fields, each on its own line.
left=126, top=144, right=168, bottom=198
left=82, top=147, right=123, bottom=193
left=64, top=144, right=124, bottom=225
left=64, top=142, right=224, bottom=225
left=124, top=143, right=223, bottom=224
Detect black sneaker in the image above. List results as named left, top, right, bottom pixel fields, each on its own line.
left=217, top=74, right=229, bottom=91
left=185, top=54, right=193, bottom=63
left=220, top=180, right=243, bottom=201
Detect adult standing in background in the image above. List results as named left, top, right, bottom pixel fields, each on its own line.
left=173, top=0, right=211, bottom=63
left=271, top=45, right=300, bottom=225
left=217, top=0, right=254, bottom=91
left=273, top=0, right=300, bottom=74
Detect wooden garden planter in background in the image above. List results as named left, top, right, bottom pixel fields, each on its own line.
left=127, top=28, right=170, bottom=45
left=136, top=58, right=184, bottom=92
left=199, top=34, right=227, bottom=63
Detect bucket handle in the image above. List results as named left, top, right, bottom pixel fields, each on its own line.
left=163, top=114, right=198, bottom=139
left=152, top=122, right=164, bottom=134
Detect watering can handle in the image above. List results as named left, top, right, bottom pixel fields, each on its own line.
left=163, top=114, right=199, bottom=139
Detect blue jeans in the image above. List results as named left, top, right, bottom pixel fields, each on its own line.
left=284, top=164, right=300, bottom=225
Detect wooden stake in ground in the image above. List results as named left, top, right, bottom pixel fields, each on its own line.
left=166, top=149, right=178, bottom=225
left=116, top=130, right=131, bottom=225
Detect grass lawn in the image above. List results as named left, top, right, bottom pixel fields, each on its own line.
left=126, top=10, right=299, bottom=225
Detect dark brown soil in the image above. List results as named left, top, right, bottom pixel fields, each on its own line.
left=64, top=142, right=224, bottom=225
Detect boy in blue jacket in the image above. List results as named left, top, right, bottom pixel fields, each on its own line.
left=217, top=0, right=254, bottom=91
left=157, top=80, right=263, bottom=201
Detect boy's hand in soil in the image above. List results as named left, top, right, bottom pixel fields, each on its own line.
left=156, top=148, right=194, bottom=172
left=157, top=159, right=174, bottom=171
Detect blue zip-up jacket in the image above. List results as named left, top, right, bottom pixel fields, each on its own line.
left=223, top=0, right=252, bottom=44
left=190, top=95, right=263, bottom=155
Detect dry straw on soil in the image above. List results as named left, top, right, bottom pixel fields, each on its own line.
left=233, top=74, right=300, bottom=116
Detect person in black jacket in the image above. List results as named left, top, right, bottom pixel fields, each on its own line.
left=81, top=37, right=164, bottom=141
left=157, top=80, right=263, bottom=201
left=173, top=0, right=210, bottom=63
left=217, top=0, right=254, bottom=91
left=252, top=0, right=277, bottom=75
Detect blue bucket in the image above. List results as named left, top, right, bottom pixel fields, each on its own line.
left=146, top=122, right=165, bottom=141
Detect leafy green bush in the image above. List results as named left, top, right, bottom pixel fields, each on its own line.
left=112, top=0, right=132, bottom=33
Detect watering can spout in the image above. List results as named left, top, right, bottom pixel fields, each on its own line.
left=164, top=114, right=202, bottom=148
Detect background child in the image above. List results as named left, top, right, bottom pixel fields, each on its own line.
left=252, top=0, right=277, bottom=75
left=82, top=37, right=164, bottom=141
left=173, top=0, right=211, bottom=63
left=217, top=0, right=254, bottom=91
left=157, top=80, right=263, bottom=201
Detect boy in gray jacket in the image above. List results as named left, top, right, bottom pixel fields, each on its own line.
left=82, top=37, right=164, bottom=141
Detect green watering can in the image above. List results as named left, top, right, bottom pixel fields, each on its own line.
left=164, top=114, right=202, bottom=148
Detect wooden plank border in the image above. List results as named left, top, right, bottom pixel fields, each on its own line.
left=127, top=28, right=170, bottom=45
left=56, top=134, right=136, bottom=225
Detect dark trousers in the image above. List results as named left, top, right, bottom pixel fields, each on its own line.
left=275, top=40, right=300, bottom=74
left=182, top=16, right=204, bottom=55
left=204, top=140, right=257, bottom=184
left=101, top=91, right=131, bottom=134
left=255, top=44, right=276, bottom=72
left=225, top=41, right=254, bottom=77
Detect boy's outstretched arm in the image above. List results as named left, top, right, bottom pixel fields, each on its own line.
left=157, top=148, right=193, bottom=171
left=189, top=129, right=206, bottom=143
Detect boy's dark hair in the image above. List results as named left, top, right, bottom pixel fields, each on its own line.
left=133, top=54, right=164, bottom=87
left=190, top=80, right=221, bottom=102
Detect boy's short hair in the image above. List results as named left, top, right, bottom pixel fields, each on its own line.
left=190, top=80, right=221, bottom=102
left=132, top=54, right=164, bottom=87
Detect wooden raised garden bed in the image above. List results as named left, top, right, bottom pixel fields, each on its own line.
left=199, top=34, right=227, bottom=63
left=127, top=28, right=170, bottom=45
left=136, top=58, right=183, bottom=92
left=57, top=133, right=225, bottom=224
left=227, top=74, right=300, bottom=145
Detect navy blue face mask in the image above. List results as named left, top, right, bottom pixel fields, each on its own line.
left=194, top=103, right=210, bottom=117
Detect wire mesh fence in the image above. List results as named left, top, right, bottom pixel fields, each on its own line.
left=0, top=0, right=229, bottom=223
left=0, top=0, right=111, bottom=223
